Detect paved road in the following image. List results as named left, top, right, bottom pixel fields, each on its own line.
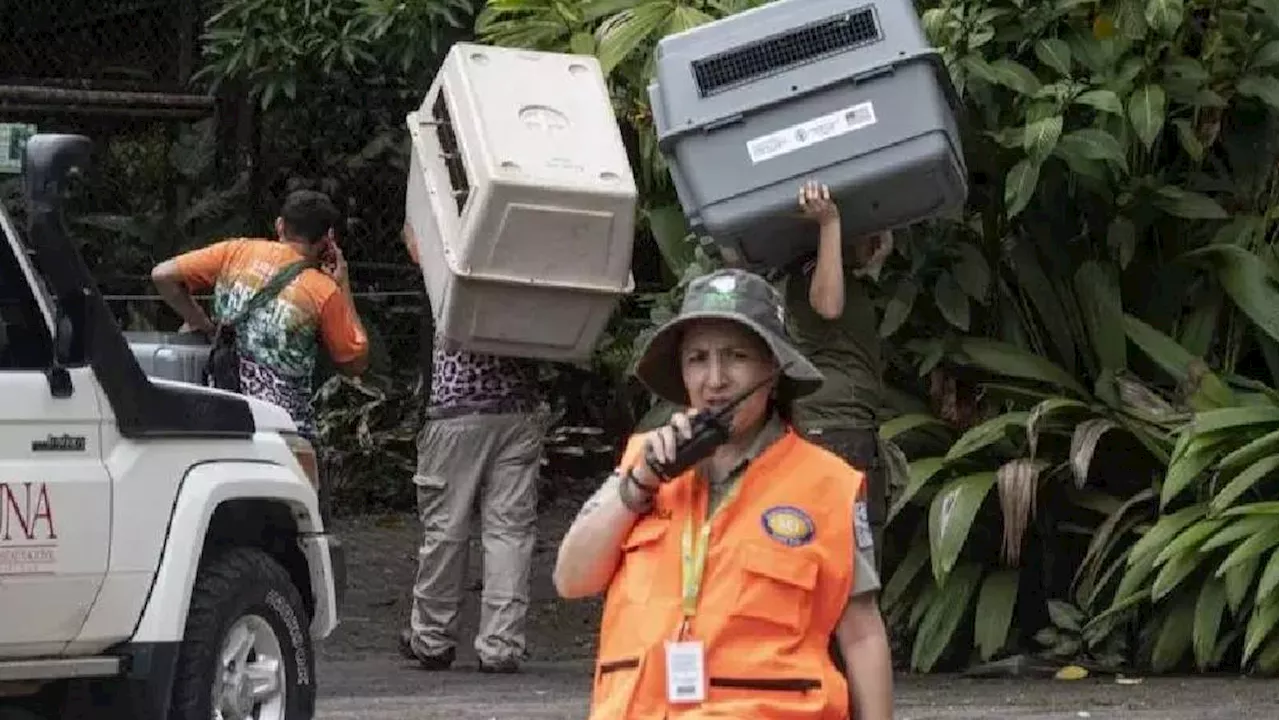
left=315, top=655, right=1277, bottom=720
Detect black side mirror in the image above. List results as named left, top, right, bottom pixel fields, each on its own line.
left=23, top=134, right=93, bottom=216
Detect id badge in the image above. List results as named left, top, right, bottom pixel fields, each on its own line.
left=665, top=640, right=706, bottom=704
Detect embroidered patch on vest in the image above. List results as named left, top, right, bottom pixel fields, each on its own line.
left=761, top=506, right=815, bottom=547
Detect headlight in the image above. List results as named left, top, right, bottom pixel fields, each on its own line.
left=283, top=432, right=319, bottom=489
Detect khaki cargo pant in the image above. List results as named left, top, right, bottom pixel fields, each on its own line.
left=407, top=410, right=545, bottom=664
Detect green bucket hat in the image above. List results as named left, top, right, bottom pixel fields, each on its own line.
left=633, top=268, right=825, bottom=407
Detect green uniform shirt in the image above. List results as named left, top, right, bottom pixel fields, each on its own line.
left=779, top=262, right=883, bottom=431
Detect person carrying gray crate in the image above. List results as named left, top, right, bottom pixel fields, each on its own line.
left=766, top=180, right=894, bottom=572
left=397, top=222, right=549, bottom=675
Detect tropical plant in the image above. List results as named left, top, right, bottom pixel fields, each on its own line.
left=196, top=0, right=481, bottom=109
left=1088, top=378, right=1278, bottom=673
left=862, top=0, right=1278, bottom=671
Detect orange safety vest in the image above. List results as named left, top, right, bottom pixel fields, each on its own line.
left=589, top=427, right=863, bottom=720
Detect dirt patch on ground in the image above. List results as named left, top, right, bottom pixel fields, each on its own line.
left=319, top=477, right=604, bottom=664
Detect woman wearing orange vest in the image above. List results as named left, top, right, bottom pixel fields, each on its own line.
left=554, top=269, right=894, bottom=720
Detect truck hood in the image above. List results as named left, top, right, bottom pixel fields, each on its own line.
left=149, top=377, right=298, bottom=434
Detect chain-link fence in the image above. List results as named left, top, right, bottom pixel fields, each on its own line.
left=0, top=0, right=431, bottom=376
left=0, top=2, right=634, bottom=510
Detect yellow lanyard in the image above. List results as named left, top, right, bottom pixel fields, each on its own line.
left=679, top=471, right=745, bottom=621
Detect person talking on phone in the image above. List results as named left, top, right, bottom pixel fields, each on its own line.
left=554, top=268, right=893, bottom=720
left=150, top=189, right=370, bottom=441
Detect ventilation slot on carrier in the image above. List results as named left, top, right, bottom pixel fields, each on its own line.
left=432, top=92, right=471, bottom=215
left=692, top=8, right=881, bottom=96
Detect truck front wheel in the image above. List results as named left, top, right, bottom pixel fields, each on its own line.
left=169, top=547, right=316, bottom=720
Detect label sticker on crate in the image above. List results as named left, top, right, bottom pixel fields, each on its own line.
left=745, top=102, right=877, bottom=164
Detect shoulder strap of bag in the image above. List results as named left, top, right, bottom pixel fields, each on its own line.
left=224, top=259, right=313, bottom=327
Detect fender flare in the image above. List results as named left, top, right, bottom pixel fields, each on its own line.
left=129, top=460, right=330, bottom=644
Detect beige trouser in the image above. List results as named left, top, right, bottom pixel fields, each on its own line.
left=408, top=411, right=544, bottom=664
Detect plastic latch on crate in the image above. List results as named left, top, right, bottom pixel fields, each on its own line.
left=702, top=113, right=745, bottom=132
left=852, top=65, right=898, bottom=85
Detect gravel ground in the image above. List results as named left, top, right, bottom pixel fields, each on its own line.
left=316, top=494, right=1277, bottom=719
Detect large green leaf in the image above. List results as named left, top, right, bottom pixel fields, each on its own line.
left=1162, top=433, right=1228, bottom=509
left=1192, top=405, right=1279, bottom=435
left=1008, top=239, right=1078, bottom=372
left=1123, top=314, right=1236, bottom=409
left=1034, top=38, right=1072, bottom=75
left=1074, top=89, right=1125, bottom=114
left=1216, top=528, right=1280, bottom=578
left=1257, top=549, right=1279, bottom=606
left=1152, top=186, right=1229, bottom=219
left=1182, top=244, right=1280, bottom=342
left=1129, top=503, right=1208, bottom=571
left=929, top=472, right=998, bottom=583
left=1220, top=430, right=1280, bottom=471
left=1155, top=518, right=1226, bottom=566
left=887, top=456, right=948, bottom=525
left=1193, top=577, right=1228, bottom=670
left=1128, top=84, right=1167, bottom=148
left=1004, top=158, right=1041, bottom=217
left=1212, top=454, right=1280, bottom=515
left=879, top=279, right=918, bottom=338
left=1225, top=553, right=1263, bottom=613
left=1238, top=76, right=1279, bottom=107
left=935, top=271, right=972, bottom=330
left=990, top=58, right=1044, bottom=95
left=912, top=562, right=983, bottom=671
left=1151, top=590, right=1196, bottom=671
left=645, top=205, right=694, bottom=277
left=1144, top=0, right=1184, bottom=35
left=1152, top=546, right=1210, bottom=600
left=952, top=242, right=991, bottom=301
left=882, top=529, right=930, bottom=611
left=1056, top=128, right=1128, bottom=170
left=1243, top=598, right=1278, bottom=667
left=954, top=338, right=1089, bottom=398
left=1023, top=115, right=1064, bottom=162
left=945, top=412, right=1029, bottom=463
left=880, top=413, right=948, bottom=442
left=1074, top=261, right=1127, bottom=373
left=1201, top=513, right=1277, bottom=553
left=1074, top=487, right=1156, bottom=602
left=974, top=569, right=1020, bottom=660
left=594, top=3, right=670, bottom=75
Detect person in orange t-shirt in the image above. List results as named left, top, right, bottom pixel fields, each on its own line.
left=150, top=190, right=369, bottom=440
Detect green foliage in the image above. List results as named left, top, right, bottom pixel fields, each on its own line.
left=196, top=0, right=481, bottom=109
left=870, top=0, right=1278, bottom=672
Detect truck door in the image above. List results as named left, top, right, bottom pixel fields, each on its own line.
left=0, top=206, right=110, bottom=657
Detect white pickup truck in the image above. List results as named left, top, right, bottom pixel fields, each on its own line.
left=0, top=134, right=344, bottom=720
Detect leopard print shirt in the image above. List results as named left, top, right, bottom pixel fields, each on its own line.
left=238, top=355, right=317, bottom=439
left=429, top=337, right=539, bottom=411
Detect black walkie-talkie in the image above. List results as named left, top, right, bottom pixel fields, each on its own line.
left=643, top=367, right=787, bottom=482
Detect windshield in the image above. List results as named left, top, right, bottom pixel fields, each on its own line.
left=0, top=196, right=56, bottom=332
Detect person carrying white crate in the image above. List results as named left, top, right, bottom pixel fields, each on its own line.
left=397, top=222, right=548, bottom=675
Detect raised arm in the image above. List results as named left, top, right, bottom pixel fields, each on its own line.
left=799, top=181, right=845, bottom=320
left=553, top=414, right=693, bottom=598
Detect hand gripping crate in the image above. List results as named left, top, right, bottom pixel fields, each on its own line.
left=648, top=0, right=968, bottom=270
left=404, top=42, right=638, bottom=362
